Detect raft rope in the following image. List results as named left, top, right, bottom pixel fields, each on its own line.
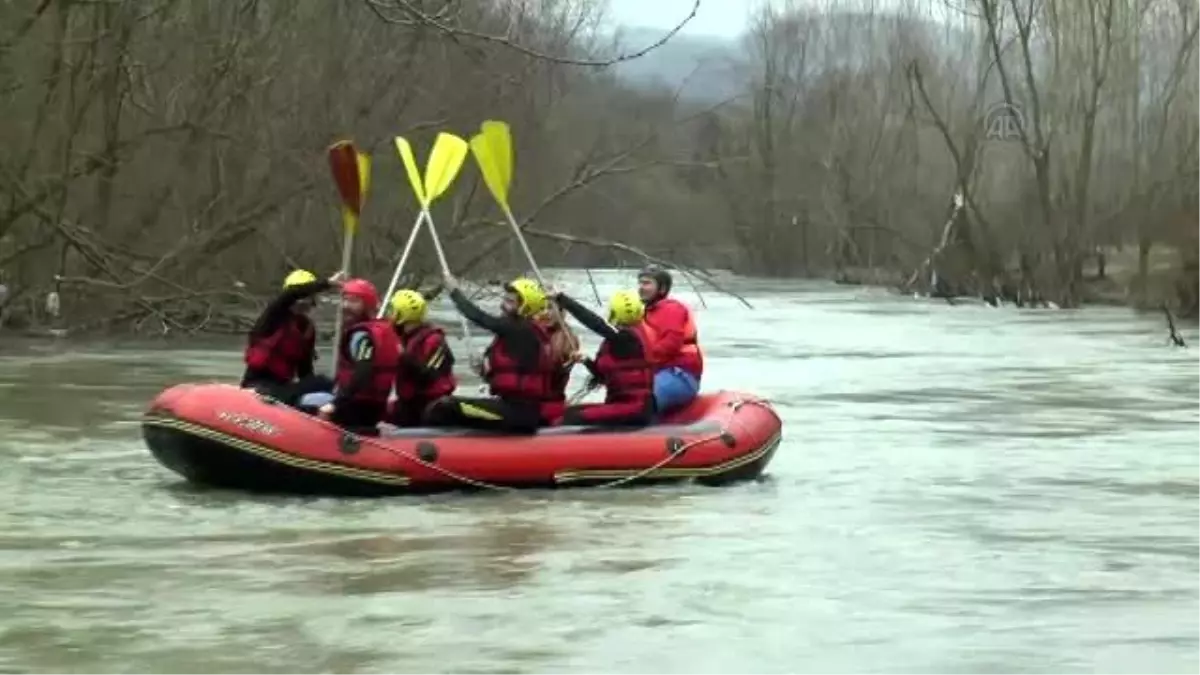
left=346, top=396, right=778, bottom=492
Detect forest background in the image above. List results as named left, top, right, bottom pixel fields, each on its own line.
left=0, top=0, right=1195, bottom=334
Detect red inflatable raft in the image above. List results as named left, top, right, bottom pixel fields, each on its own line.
left=141, top=383, right=782, bottom=496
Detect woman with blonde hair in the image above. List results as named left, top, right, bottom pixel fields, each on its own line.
left=535, top=299, right=580, bottom=404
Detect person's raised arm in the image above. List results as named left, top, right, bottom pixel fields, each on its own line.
left=445, top=276, right=515, bottom=336
left=249, top=280, right=331, bottom=339
left=555, top=292, right=617, bottom=340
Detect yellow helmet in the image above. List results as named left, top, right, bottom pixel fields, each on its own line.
left=389, top=289, right=427, bottom=325
left=282, top=269, right=317, bottom=289
left=505, top=278, right=547, bottom=317
left=607, top=290, right=645, bottom=326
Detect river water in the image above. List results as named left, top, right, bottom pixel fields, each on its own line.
left=0, top=272, right=1197, bottom=674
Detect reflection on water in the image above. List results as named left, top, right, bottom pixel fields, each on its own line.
left=1, top=272, right=1197, bottom=673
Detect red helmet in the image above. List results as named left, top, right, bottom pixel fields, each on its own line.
left=341, top=278, right=379, bottom=314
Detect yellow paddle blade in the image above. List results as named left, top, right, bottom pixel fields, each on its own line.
left=422, top=132, right=470, bottom=205
left=393, top=136, right=428, bottom=207
left=356, top=151, right=372, bottom=201
left=470, top=120, right=514, bottom=212
left=480, top=120, right=513, bottom=188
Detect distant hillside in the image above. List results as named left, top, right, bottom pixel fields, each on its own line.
left=609, top=15, right=979, bottom=105
left=609, top=27, right=744, bottom=104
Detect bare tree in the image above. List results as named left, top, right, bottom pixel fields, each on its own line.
left=0, top=0, right=739, bottom=334
left=716, top=0, right=1196, bottom=313
left=3, top=0, right=1195, bottom=334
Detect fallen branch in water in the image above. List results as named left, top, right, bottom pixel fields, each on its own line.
left=470, top=219, right=753, bottom=309
left=583, top=267, right=603, bottom=305
left=903, top=191, right=963, bottom=295
left=50, top=272, right=262, bottom=336
left=1163, top=304, right=1187, bottom=347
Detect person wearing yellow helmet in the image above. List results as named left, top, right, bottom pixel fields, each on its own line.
left=549, top=289, right=655, bottom=427
left=241, top=268, right=345, bottom=404
left=386, top=289, right=458, bottom=427
left=424, top=274, right=559, bottom=433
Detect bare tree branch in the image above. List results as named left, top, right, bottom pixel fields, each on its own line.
left=363, top=0, right=700, bottom=67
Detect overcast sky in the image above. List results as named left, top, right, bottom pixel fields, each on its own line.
left=603, top=0, right=929, bottom=40
left=604, top=0, right=757, bottom=39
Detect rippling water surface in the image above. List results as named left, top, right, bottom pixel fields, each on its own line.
left=1, top=272, right=1197, bottom=673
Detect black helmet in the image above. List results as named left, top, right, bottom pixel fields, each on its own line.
left=637, top=264, right=673, bottom=296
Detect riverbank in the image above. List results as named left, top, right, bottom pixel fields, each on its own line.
left=1, top=253, right=1196, bottom=340
left=835, top=244, right=1197, bottom=319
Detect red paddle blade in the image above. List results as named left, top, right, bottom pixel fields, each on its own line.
left=327, top=140, right=363, bottom=216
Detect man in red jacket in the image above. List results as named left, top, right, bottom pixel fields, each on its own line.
left=636, top=265, right=704, bottom=413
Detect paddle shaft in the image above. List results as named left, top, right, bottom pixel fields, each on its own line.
left=499, top=207, right=546, bottom=283
left=422, top=213, right=475, bottom=350
left=330, top=222, right=355, bottom=375
left=376, top=211, right=430, bottom=319
left=424, top=212, right=453, bottom=279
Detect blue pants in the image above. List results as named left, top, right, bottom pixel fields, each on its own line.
left=298, top=391, right=335, bottom=408
left=653, top=367, right=699, bottom=414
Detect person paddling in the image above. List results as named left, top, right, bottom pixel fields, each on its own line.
left=553, top=290, right=655, bottom=427
left=241, top=269, right=344, bottom=404
left=315, top=279, right=400, bottom=434
left=386, top=289, right=457, bottom=427
left=637, top=265, right=704, bottom=413
left=424, top=275, right=559, bottom=433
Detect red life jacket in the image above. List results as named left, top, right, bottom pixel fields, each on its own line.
left=243, top=315, right=315, bottom=383
left=643, top=298, right=704, bottom=379
left=334, top=319, right=400, bottom=405
left=395, top=323, right=457, bottom=402
left=592, top=323, right=655, bottom=404
left=483, top=321, right=557, bottom=401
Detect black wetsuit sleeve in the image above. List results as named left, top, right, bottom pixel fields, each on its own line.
left=449, top=288, right=517, bottom=337
left=606, top=330, right=642, bottom=359
left=249, top=280, right=331, bottom=340
left=332, top=329, right=375, bottom=408
left=556, top=293, right=618, bottom=340
left=296, top=350, right=315, bottom=378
